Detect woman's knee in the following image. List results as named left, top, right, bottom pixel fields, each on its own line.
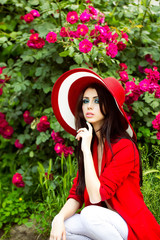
left=80, top=206, right=98, bottom=225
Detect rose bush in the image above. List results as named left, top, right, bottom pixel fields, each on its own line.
left=0, top=0, right=160, bottom=233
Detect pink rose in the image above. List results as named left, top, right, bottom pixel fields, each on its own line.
left=30, top=9, right=40, bottom=18
left=77, top=24, right=89, bottom=36
left=23, top=110, right=34, bottom=124
left=121, top=31, right=129, bottom=41
left=106, top=43, right=118, bottom=58
left=15, top=139, right=24, bottom=149
left=2, top=125, right=14, bottom=139
left=156, top=131, right=160, bottom=140
left=155, top=87, right=160, bottom=98
left=0, top=88, right=3, bottom=96
left=60, top=27, right=69, bottom=37
left=79, top=39, right=93, bottom=53
left=12, top=173, right=25, bottom=188
left=54, top=143, right=64, bottom=155
left=27, top=37, right=45, bottom=49
left=0, top=112, right=5, bottom=119
left=119, top=71, right=129, bottom=83
left=0, top=66, right=6, bottom=74
left=30, top=33, right=39, bottom=41
left=66, top=11, right=79, bottom=24
left=117, top=41, right=126, bottom=51
left=40, top=115, right=48, bottom=122
left=63, top=146, right=74, bottom=157
left=37, top=121, right=50, bottom=132
left=46, top=32, right=57, bottom=43
left=51, top=130, right=64, bottom=143
left=0, top=119, right=8, bottom=134
left=24, top=13, right=34, bottom=23
left=119, top=63, right=128, bottom=70
left=139, top=79, right=150, bottom=92
left=80, top=10, right=91, bottom=23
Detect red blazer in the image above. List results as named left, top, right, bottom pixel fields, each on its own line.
left=68, top=138, right=160, bottom=240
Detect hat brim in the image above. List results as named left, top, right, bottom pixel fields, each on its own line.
left=51, top=68, right=136, bottom=140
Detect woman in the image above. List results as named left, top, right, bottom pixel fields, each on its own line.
left=50, top=68, right=160, bottom=240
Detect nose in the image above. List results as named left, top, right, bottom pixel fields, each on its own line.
left=87, top=101, right=93, bottom=109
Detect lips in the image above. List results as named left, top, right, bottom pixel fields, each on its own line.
left=86, top=112, right=94, bottom=118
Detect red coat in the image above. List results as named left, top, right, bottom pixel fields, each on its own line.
left=68, top=138, right=160, bottom=240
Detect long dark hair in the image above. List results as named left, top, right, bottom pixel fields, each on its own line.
left=75, top=83, right=142, bottom=196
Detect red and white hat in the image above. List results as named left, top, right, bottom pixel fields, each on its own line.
left=51, top=68, right=136, bottom=140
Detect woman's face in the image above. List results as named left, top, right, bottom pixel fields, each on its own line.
left=82, top=88, right=105, bottom=130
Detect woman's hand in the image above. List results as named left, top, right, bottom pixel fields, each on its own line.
left=76, top=122, right=93, bottom=153
left=49, top=215, right=66, bottom=240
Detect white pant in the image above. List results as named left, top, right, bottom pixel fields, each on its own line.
left=64, top=206, right=128, bottom=240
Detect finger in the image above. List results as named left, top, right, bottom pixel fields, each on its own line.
left=77, top=128, right=87, bottom=133
left=62, top=231, right=66, bottom=240
left=76, top=132, right=83, bottom=140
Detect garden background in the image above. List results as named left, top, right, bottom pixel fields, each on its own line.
left=0, top=0, right=160, bottom=239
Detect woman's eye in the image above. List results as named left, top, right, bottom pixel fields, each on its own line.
left=82, top=99, right=89, bottom=104
left=94, top=98, right=99, bottom=103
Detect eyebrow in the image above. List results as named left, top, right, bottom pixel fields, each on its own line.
left=83, top=96, right=98, bottom=99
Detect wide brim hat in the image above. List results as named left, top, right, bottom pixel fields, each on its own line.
left=51, top=68, right=136, bottom=141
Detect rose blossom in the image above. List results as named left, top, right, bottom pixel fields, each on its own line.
left=51, top=130, right=64, bottom=143
left=40, top=115, right=48, bottom=122
left=119, top=71, right=129, bottom=83
left=138, top=66, right=144, bottom=73
left=117, top=41, right=126, bottom=51
left=106, top=43, right=118, bottom=58
left=145, top=68, right=160, bottom=83
left=15, top=139, right=24, bottom=149
left=125, top=81, right=136, bottom=94
left=30, top=9, right=40, bottom=18
left=30, top=33, right=39, bottom=41
left=0, top=88, right=3, bottom=96
left=24, top=13, right=34, bottom=23
left=0, top=67, right=6, bottom=74
left=156, top=131, right=160, bottom=140
left=0, top=119, right=9, bottom=134
left=63, top=146, right=74, bottom=157
left=0, top=112, right=5, bottom=119
left=54, top=143, right=64, bottom=155
left=23, top=110, right=34, bottom=124
left=46, top=32, right=57, bottom=43
left=121, top=31, right=129, bottom=41
left=80, top=10, right=91, bottom=23
left=152, top=114, right=160, bottom=131
left=27, top=36, right=45, bottom=49
left=12, top=173, right=25, bottom=188
left=145, top=54, right=155, bottom=65
left=119, top=63, right=128, bottom=70
left=2, top=125, right=14, bottom=139
left=155, top=87, right=160, bottom=98
left=37, top=116, right=50, bottom=132
left=79, top=39, right=93, bottom=53
left=139, top=79, right=150, bottom=92
left=77, top=24, right=89, bottom=36
left=66, top=11, right=79, bottom=24
left=60, top=27, right=69, bottom=37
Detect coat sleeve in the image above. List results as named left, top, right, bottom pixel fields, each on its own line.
left=99, top=139, right=140, bottom=201
left=67, top=171, right=84, bottom=208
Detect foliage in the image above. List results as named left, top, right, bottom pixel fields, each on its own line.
left=0, top=0, right=160, bottom=237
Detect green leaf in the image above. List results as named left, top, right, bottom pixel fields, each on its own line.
left=0, top=37, right=8, bottom=44
left=59, top=51, right=69, bottom=57
left=56, top=56, right=64, bottom=64
left=74, top=53, right=83, bottom=64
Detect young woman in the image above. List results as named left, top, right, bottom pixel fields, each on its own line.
left=50, top=68, right=160, bottom=240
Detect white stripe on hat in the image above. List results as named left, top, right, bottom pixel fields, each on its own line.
left=58, top=71, right=103, bottom=130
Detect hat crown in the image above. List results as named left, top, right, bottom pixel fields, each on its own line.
left=103, top=77, right=125, bottom=107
